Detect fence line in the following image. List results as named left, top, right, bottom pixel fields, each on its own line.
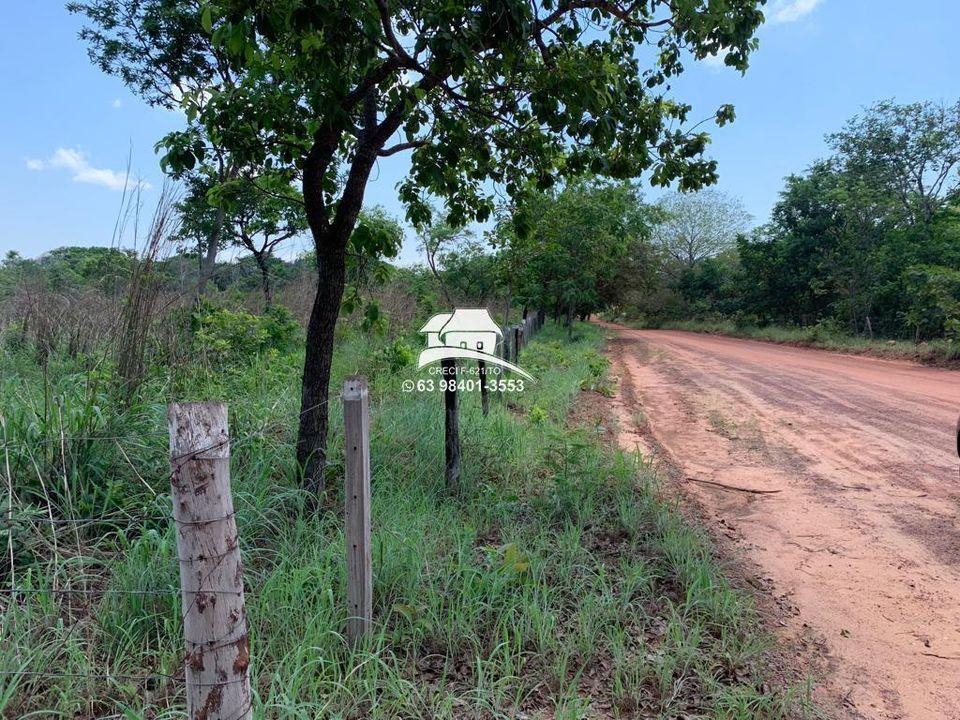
left=0, top=586, right=240, bottom=597
left=0, top=393, right=338, bottom=450
left=3, top=395, right=339, bottom=534
left=3, top=312, right=549, bottom=713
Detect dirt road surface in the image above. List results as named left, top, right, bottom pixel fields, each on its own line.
left=599, top=322, right=960, bottom=720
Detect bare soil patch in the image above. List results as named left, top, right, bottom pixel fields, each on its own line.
left=597, top=321, right=960, bottom=720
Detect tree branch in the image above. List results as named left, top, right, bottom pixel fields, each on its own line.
left=379, top=140, right=425, bottom=157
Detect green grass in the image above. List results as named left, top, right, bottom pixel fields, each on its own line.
left=1, top=322, right=814, bottom=719
left=635, top=318, right=960, bottom=366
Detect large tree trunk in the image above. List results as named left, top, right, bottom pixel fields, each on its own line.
left=293, top=85, right=412, bottom=497
left=296, top=239, right=348, bottom=495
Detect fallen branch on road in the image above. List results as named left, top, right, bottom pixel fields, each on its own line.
left=685, top=477, right=782, bottom=494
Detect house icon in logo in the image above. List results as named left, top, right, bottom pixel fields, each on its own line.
left=421, top=308, right=501, bottom=353
left=417, top=308, right=534, bottom=380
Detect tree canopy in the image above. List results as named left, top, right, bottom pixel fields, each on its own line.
left=73, top=0, right=766, bottom=493
left=616, top=99, right=960, bottom=340
left=653, top=189, right=750, bottom=269
left=494, top=177, right=657, bottom=324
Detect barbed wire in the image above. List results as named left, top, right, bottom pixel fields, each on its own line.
left=0, top=392, right=339, bottom=452
left=3, top=394, right=337, bottom=529
left=0, top=384, right=442, bottom=700
left=0, top=669, right=179, bottom=683
left=0, top=669, right=249, bottom=687
left=2, top=513, right=169, bottom=526
left=0, top=586, right=242, bottom=597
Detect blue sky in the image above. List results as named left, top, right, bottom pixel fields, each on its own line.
left=2, top=1, right=958, bottom=265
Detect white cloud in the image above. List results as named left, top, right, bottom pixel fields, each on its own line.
left=769, top=0, right=823, bottom=23
left=702, top=51, right=727, bottom=68
left=112, top=98, right=122, bottom=108
left=25, top=147, right=150, bottom=192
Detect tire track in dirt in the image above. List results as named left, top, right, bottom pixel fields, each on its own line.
left=599, top=322, right=960, bottom=720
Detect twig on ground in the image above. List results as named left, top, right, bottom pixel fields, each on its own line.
left=685, top=477, right=782, bottom=494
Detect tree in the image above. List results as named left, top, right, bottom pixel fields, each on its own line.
left=828, top=99, right=960, bottom=231
left=902, top=264, right=960, bottom=341
left=340, top=207, right=405, bottom=329
left=440, top=241, right=502, bottom=306
left=617, top=100, right=960, bottom=338
left=501, top=178, right=655, bottom=331
left=675, top=250, right=741, bottom=316
left=421, top=221, right=470, bottom=307
left=175, top=171, right=229, bottom=290
left=70, top=0, right=241, bottom=298
left=214, top=172, right=307, bottom=304
left=76, top=0, right=765, bottom=494
left=653, top=189, right=751, bottom=270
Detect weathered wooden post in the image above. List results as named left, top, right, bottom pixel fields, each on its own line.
left=168, top=402, right=252, bottom=720
left=513, top=325, right=522, bottom=361
left=342, top=377, right=373, bottom=643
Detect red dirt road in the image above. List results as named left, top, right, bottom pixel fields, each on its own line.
left=599, top=323, right=960, bottom=720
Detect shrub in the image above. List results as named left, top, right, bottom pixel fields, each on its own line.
left=262, top=305, right=302, bottom=353
left=373, top=338, right=415, bottom=373
left=191, top=302, right=302, bottom=363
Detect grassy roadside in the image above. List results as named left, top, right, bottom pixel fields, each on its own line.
left=627, top=318, right=960, bottom=367
left=2, top=322, right=811, bottom=718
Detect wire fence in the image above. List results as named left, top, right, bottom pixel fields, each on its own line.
left=1, top=394, right=342, bottom=709
left=2, top=315, right=545, bottom=714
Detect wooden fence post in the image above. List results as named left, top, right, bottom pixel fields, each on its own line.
left=439, top=359, right=461, bottom=490
left=342, top=376, right=373, bottom=643
left=168, top=402, right=252, bottom=720
left=513, top=325, right=522, bottom=361
left=478, top=359, right=489, bottom=416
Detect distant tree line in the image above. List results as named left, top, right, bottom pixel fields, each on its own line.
left=622, top=100, right=960, bottom=341
left=0, top=245, right=311, bottom=301
left=437, top=99, right=960, bottom=345
left=9, top=99, right=959, bottom=349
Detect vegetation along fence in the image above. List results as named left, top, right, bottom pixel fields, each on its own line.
left=2, top=310, right=546, bottom=720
